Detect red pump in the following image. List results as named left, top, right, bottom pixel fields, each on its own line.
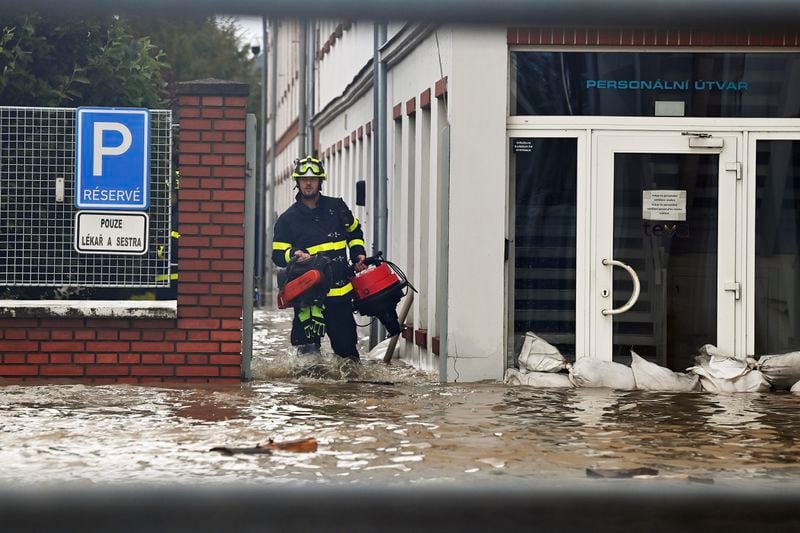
left=352, top=262, right=401, bottom=301
left=351, top=252, right=413, bottom=337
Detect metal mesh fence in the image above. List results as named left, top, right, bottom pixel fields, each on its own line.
left=0, top=106, right=172, bottom=287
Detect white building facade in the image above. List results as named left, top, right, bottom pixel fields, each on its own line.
left=267, top=22, right=800, bottom=381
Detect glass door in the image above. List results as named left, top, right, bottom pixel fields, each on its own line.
left=593, top=132, right=741, bottom=369
left=748, top=133, right=800, bottom=357
left=507, top=131, right=588, bottom=366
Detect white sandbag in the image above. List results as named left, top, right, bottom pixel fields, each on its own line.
left=757, top=352, right=800, bottom=390
left=629, top=351, right=701, bottom=392
left=504, top=368, right=574, bottom=388
left=690, top=365, right=770, bottom=393
left=692, top=346, right=755, bottom=380
left=791, top=380, right=800, bottom=393
left=517, top=332, right=568, bottom=373
left=568, top=358, right=636, bottom=390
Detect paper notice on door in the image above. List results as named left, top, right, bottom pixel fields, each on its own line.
left=642, top=190, right=687, bottom=221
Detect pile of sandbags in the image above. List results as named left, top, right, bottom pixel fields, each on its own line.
left=504, top=333, right=574, bottom=388
left=687, top=345, right=769, bottom=393
left=504, top=333, right=791, bottom=393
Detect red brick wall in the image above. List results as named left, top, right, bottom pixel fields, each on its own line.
left=508, top=28, right=800, bottom=47
left=0, top=80, right=250, bottom=384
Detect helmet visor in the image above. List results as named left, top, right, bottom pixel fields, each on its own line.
left=295, top=161, right=325, bottom=176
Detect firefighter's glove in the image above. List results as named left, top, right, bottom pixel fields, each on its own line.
left=298, top=304, right=326, bottom=340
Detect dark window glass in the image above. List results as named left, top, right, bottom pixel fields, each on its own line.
left=612, top=154, right=718, bottom=370
left=512, top=138, right=577, bottom=361
left=755, top=140, right=800, bottom=354
left=511, top=52, right=800, bottom=118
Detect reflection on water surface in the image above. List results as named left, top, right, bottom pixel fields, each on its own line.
left=1, top=309, right=799, bottom=487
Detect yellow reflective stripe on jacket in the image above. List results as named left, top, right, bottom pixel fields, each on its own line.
left=348, top=238, right=365, bottom=249
left=327, top=283, right=353, bottom=297
left=274, top=241, right=293, bottom=263
left=171, top=231, right=181, bottom=239
left=307, top=240, right=346, bottom=255
left=346, top=218, right=359, bottom=233
left=155, top=273, right=179, bottom=282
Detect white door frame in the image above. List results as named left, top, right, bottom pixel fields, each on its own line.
left=745, top=131, right=800, bottom=356
left=505, top=129, right=589, bottom=361
left=591, top=130, right=742, bottom=361
left=507, top=120, right=800, bottom=367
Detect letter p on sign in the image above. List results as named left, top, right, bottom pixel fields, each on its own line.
left=93, top=122, right=133, bottom=176
left=75, top=107, right=150, bottom=210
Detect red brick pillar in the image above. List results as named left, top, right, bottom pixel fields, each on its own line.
left=175, top=79, right=250, bottom=383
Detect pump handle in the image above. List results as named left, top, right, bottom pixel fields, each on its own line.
left=362, top=251, right=384, bottom=267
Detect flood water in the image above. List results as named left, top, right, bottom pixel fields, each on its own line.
left=2, top=307, right=800, bottom=488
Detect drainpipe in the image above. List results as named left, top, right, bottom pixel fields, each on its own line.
left=242, top=112, right=257, bottom=379
left=259, top=15, right=270, bottom=297
left=305, top=20, right=316, bottom=155
left=267, top=19, right=279, bottom=293
left=298, top=20, right=307, bottom=155
left=370, top=22, right=388, bottom=347
left=436, top=124, right=450, bottom=383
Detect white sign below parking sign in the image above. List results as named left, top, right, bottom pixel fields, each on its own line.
left=74, top=211, right=149, bottom=255
left=75, top=107, right=150, bottom=210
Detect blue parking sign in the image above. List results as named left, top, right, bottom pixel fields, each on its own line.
left=75, top=107, right=150, bottom=210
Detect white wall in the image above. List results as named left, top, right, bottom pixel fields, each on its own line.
left=281, top=22, right=510, bottom=381
left=445, top=27, right=508, bottom=381
left=317, top=21, right=374, bottom=112
left=385, top=29, right=451, bottom=372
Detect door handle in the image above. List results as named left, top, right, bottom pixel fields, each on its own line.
left=601, top=258, right=641, bottom=316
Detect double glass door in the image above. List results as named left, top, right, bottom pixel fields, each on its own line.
left=593, top=132, right=741, bottom=368
left=510, top=128, right=800, bottom=370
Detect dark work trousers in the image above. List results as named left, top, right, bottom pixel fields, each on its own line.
left=290, top=298, right=359, bottom=361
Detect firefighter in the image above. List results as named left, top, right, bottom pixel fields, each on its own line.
left=272, top=156, right=367, bottom=361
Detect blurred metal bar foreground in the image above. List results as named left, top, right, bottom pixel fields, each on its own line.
left=1, top=484, right=798, bottom=532
left=4, top=0, right=800, bottom=30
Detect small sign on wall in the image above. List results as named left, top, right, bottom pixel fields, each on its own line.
left=512, top=139, right=534, bottom=153
left=643, top=190, right=687, bottom=221
left=74, top=211, right=149, bottom=255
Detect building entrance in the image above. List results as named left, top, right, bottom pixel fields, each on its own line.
left=509, top=126, right=800, bottom=371
left=592, top=131, right=740, bottom=369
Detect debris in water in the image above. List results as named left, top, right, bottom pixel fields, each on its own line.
left=258, top=437, right=319, bottom=453
left=210, top=437, right=318, bottom=455
left=209, top=446, right=271, bottom=456
left=585, top=468, right=713, bottom=484
left=586, top=467, right=659, bottom=479
left=687, top=476, right=715, bottom=485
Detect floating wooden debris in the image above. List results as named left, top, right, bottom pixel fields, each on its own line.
left=210, top=437, right=318, bottom=455
left=258, top=437, right=318, bottom=453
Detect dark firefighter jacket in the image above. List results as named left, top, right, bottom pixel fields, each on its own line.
left=272, top=194, right=366, bottom=300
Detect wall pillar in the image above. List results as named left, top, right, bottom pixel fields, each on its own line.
left=175, top=78, right=251, bottom=382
